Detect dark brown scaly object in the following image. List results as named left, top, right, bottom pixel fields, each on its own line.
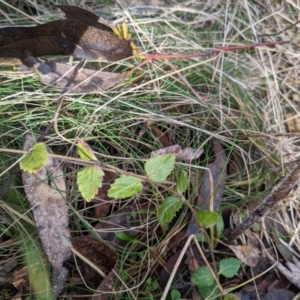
left=224, top=164, right=300, bottom=243
left=0, top=13, right=133, bottom=63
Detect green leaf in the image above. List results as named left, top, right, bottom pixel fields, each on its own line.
left=20, top=142, right=48, bottom=173
left=158, top=196, right=182, bottom=228
left=108, top=175, right=143, bottom=199
left=170, top=289, right=181, bottom=300
left=145, top=154, right=175, bottom=182
left=224, top=294, right=241, bottom=300
left=77, top=166, right=104, bottom=202
left=77, top=139, right=97, bottom=161
left=115, top=232, right=136, bottom=243
left=197, top=210, right=219, bottom=228
left=218, top=258, right=241, bottom=278
left=175, top=170, right=188, bottom=194
left=191, top=266, right=215, bottom=287
left=216, top=214, right=224, bottom=237
left=198, top=284, right=218, bottom=300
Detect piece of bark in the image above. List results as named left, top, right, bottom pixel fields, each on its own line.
left=22, top=134, right=71, bottom=297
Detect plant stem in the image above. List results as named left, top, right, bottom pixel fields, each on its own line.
left=126, top=40, right=290, bottom=77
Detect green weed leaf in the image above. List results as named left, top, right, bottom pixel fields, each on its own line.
left=77, top=139, right=97, bottom=161
left=77, top=166, right=104, bottom=202
left=197, top=210, right=219, bottom=228
left=218, top=258, right=241, bottom=278
left=191, top=266, right=215, bottom=287
left=145, top=154, right=175, bottom=182
left=158, top=196, right=182, bottom=228
left=175, top=170, right=188, bottom=194
left=170, top=289, right=181, bottom=300
left=20, top=142, right=48, bottom=173
left=108, top=175, right=143, bottom=199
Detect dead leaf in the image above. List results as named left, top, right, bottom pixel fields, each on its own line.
left=57, top=5, right=112, bottom=32
left=92, top=171, right=116, bottom=219
left=196, top=139, right=227, bottom=211
left=285, top=112, right=300, bottom=133
left=225, top=232, right=263, bottom=267
left=1, top=18, right=133, bottom=63
left=22, top=51, right=125, bottom=93
left=71, top=236, right=118, bottom=300
left=240, top=289, right=295, bottom=300
left=266, top=252, right=300, bottom=289
left=72, top=236, right=117, bottom=275
left=22, top=134, right=71, bottom=297
left=151, top=144, right=204, bottom=161
left=145, top=121, right=173, bottom=147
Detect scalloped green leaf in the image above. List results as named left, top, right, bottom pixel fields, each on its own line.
left=108, top=175, right=143, bottom=199
left=158, top=196, right=182, bottom=228
left=197, top=210, right=219, bottom=228
left=145, top=154, right=175, bottom=182
left=191, top=266, right=215, bottom=287
left=20, top=142, right=48, bottom=173
left=77, top=139, right=97, bottom=161
left=175, top=170, right=188, bottom=194
left=218, top=258, right=241, bottom=278
left=77, top=166, right=104, bottom=202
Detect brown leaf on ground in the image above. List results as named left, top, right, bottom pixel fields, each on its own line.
left=57, top=5, right=112, bottom=32
left=151, top=144, right=204, bottom=161
left=225, top=232, right=263, bottom=267
left=71, top=236, right=118, bottom=300
left=22, top=52, right=125, bottom=93
left=196, top=139, right=227, bottom=211
left=72, top=236, right=117, bottom=274
left=241, top=270, right=291, bottom=294
left=240, top=289, right=295, bottom=300
left=0, top=18, right=133, bottom=63
left=169, top=140, right=226, bottom=248
left=145, top=121, right=173, bottom=147
left=22, top=134, right=71, bottom=297
left=92, top=171, right=117, bottom=219
left=266, top=252, right=300, bottom=289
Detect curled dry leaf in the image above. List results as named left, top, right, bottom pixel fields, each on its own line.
left=23, top=51, right=125, bottom=93
left=225, top=232, right=263, bottom=267
left=71, top=236, right=118, bottom=300
left=22, top=135, right=71, bottom=297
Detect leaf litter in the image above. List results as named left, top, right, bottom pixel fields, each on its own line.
left=0, top=1, right=300, bottom=298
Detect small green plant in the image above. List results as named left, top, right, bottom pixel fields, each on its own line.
left=191, top=258, right=241, bottom=299
left=170, top=289, right=181, bottom=300
left=145, top=277, right=160, bottom=300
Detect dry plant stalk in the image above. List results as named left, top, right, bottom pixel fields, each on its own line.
left=225, top=164, right=300, bottom=243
